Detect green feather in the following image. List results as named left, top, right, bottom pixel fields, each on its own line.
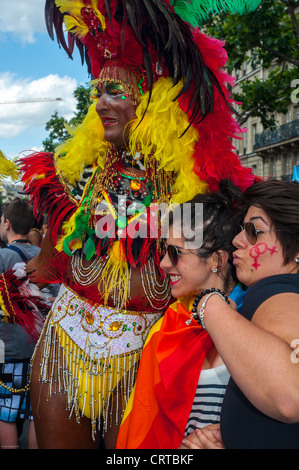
left=171, top=0, right=262, bottom=26
left=143, top=194, right=153, bottom=207
left=62, top=209, right=96, bottom=259
left=84, top=230, right=96, bottom=260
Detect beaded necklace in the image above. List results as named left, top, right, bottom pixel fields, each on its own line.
left=78, top=145, right=175, bottom=231
left=64, top=144, right=174, bottom=309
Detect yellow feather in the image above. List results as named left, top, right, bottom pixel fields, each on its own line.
left=0, top=150, right=19, bottom=184
left=63, top=16, right=89, bottom=37
left=55, top=0, right=106, bottom=35
left=55, top=210, right=81, bottom=252
left=100, top=240, right=130, bottom=307
left=55, top=102, right=107, bottom=185
left=129, top=78, right=208, bottom=202
left=55, top=0, right=84, bottom=17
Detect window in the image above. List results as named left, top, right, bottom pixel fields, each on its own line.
left=243, top=133, right=247, bottom=154
left=252, top=123, right=257, bottom=147
left=285, top=154, right=290, bottom=175
left=272, top=157, right=276, bottom=177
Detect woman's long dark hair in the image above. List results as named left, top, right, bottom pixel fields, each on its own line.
left=168, top=179, right=245, bottom=290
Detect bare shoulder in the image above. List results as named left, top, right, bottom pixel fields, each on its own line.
left=253, top=292, right=299, bottom=344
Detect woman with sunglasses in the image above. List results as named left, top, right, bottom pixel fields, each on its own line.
left=181, top=179, right=299, bottom=449
left=116, top=180, right=246, bottom=449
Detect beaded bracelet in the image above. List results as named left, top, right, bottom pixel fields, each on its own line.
left=185, top=288, right=230, bottom=327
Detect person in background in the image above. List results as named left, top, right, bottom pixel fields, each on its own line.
left=41, top=215, right=48, bottom=239
left=0, top=198, right=40, bottom=449
left=27, top=217, right=43, bottom=247
left=116, top=180, right=247, bottom=449
left=0, top=206, right=6, bottom=249
left=181, top=179, right=299, bottom=449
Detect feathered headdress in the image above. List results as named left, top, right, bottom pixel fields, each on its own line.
left=18, top=0, right=262, bottom=310
left=42, top=0, right=262, bottom=200
left=45, top=0, right=260, bottom=129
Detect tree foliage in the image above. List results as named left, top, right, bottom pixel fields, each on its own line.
left=204, top=0, right=299, bottom=129
left=43, top=84, right=92, bottom=152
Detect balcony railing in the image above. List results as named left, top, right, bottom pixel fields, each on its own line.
left=254, top=119, right=299, bottom=150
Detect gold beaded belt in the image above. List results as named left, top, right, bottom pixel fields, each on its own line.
left=35, top=284, right=162, bottom=439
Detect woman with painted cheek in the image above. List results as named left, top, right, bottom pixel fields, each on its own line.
left=116, top=180, right=247, bottom=449
left=232, top=206, right=289, bottom=287
left=182, top=179, right=299, bottom=449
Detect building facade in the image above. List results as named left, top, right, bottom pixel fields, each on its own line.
left=0, top=182, right=23, bottom=203
left=232, top=60, right=299, bottom=181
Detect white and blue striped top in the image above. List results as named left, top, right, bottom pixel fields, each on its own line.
left=185, top=364, right=230, bottom=435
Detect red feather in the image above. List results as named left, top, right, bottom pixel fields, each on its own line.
left=0, top=268, right=48, bottom=342
left=19, top=152, right=78, bottom=245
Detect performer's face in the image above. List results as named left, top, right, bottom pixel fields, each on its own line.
left=94, top=69, right=139, bottom=147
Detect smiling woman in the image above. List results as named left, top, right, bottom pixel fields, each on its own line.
left=116, top=180, right=247, bottom=449
left=181, top=179, right=299, bottom=449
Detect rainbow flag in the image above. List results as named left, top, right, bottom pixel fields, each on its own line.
left=116, top=297, right=213, bottom=449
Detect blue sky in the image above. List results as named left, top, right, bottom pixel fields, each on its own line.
left=0, top=0, right=90, bottom=160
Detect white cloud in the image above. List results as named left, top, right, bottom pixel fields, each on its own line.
left=0, top=0, right=46, bottom=43
left=0, top=72, right=78, bottom=140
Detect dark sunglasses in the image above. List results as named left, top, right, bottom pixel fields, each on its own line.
left=164, top=243, right=209, bottom=266
left=240, top=221, right=271, bottom=245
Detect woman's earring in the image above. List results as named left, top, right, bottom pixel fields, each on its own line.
left=212, top=267, right=218, bottom=273
left=295, top=257, right=299, bottom=264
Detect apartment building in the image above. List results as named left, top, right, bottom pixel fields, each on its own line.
left=0, top=182, right=23, bottom=203
left=232, top=60, right=299, bottom=181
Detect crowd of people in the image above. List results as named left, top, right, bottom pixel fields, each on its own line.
left=0, top=0, right=298, bottom=450
left=1, top=178, right=299, bottom=449
left=0, top=200, right=56, bottom=448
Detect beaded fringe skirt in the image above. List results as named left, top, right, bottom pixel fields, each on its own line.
left=33, top=284, right=161, bottom=439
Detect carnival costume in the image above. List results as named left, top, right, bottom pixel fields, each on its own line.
left=0, top=0, right=260, bottom=439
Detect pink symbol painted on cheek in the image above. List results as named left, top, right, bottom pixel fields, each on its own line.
left=249, top=243, right=278, bottom=270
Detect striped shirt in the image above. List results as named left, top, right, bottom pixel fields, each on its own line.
left=185, top=364, right=229, bottom=435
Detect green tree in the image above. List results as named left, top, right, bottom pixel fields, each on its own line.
left=42, top=111, right=70, bottom=153
left=70, top=84, right=93, bottom=125
left=204, top=0, right=299, bottom=129
left=43, top=84, right=92, bottom=152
